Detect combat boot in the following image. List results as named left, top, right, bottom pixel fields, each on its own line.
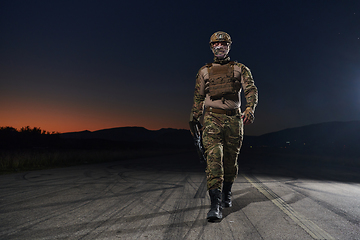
left=222, top=181, right=233, bottom=208
left=207, top=189, right=222, bottom=221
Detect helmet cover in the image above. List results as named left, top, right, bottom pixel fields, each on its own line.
left=209, top=31, right=232, bottom=45
left=209, top=31, right=232, bottom=59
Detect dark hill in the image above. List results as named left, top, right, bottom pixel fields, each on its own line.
left=60, top=121, right=360, bottom=157
left=259, top=121, right=359, bottom=146
left=61, top=127, right=193, bottom=146
left=244, top=121, right=360, bottom=157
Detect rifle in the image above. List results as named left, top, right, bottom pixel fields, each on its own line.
left=189, top=120, right=206, bottom=164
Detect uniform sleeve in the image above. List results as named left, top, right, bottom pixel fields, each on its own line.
left=241, top=65, right=258, bottom=111
left=190, top=68, right=206, bottom=121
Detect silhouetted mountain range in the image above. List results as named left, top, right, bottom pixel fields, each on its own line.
left=61, top=127, right=193, bottom=146
left=245, top=121, right=360, bottom=156
left=60, top=121, right=360, bottom=157
left=251, top=121, right=360, bottom=145
left=1, top=121, right=359, bottom=156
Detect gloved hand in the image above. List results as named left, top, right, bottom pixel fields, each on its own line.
left=189, top=113, right=200, bottom=123
left=242, top=107, right=255, bottom=125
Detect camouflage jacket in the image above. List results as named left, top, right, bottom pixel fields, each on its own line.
left=190, top=61, right=258, bottom=121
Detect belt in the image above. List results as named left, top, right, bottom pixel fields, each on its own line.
left=205, top=107, right=239, bottom=116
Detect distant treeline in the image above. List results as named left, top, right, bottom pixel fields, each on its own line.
left=0, top=126, right=61, bottom=150
left=0, top=126, right=59, bottom=135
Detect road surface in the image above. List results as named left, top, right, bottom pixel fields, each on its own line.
left=1, top=152, right=360, bottom=239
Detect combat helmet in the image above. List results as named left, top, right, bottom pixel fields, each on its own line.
left=209, top=31, right=232, bottom=46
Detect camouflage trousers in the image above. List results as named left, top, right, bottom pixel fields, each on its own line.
left=202, top=111, right=243, bottom=190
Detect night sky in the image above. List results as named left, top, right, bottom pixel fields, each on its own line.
left=1, top=0, right=359, bottom=136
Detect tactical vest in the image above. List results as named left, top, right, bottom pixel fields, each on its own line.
left=204, top=61, right=241, bottom=103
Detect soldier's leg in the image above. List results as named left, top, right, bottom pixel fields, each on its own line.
left=202, top=112, right=224, bottom=191
left=223, top=114, right=243, bottom=183
left=222, top=114, right=243, bottom=207
left=202, top=112, right=224, bottom=221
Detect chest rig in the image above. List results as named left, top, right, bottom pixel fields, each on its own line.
left=204, top=61, right=241, bottom=103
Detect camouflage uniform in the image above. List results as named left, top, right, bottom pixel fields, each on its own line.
left=190, top=59, right=258, bottom=191
left=203, top=110, right=242, bottom=190
left=190, top=31, right=258, bottom=221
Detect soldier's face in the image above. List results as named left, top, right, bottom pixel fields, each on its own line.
left=211, top=42, right=230, bottom=59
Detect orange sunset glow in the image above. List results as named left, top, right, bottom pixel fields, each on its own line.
left=1, top=97, right=189, bottom=133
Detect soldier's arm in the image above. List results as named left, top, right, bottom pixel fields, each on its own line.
left=237, top=63, right=258, bottom=125
left=190, top=69, right=206, bottom=122
left=241, top=65, right=258, bottom=112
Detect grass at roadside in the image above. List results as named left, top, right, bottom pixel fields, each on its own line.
left=0, top=148, right=193, bottom=174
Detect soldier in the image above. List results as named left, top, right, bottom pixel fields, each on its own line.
left=190, top=31, right=258, bottom=221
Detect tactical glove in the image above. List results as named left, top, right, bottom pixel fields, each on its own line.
left=242, top=107, right=255, bottom=125
left=190, top=113, right=201, bottom=123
